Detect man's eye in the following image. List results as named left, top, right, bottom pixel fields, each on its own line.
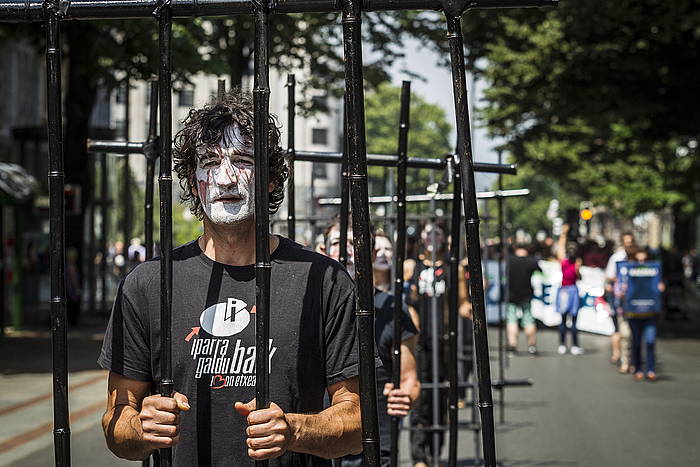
left=201, top=159, right=219, bottom=168
left=234, top=158, right=254, bottom=166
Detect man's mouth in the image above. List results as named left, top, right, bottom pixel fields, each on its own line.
left=214, top=194, right=242, bottom=202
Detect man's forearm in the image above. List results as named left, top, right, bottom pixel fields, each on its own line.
left=102, top=405, right=152, bottom=461
left=285, top=399, right=362, bottom=459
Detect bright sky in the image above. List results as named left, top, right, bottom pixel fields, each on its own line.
left=387, top=37, right=500, bottom=191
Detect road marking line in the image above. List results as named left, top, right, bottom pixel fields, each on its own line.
left=0, top=400, right=105, bottom=454
left=0, top=373, right=105, bottom=418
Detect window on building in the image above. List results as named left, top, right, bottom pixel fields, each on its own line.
left=312, top=163, right=327, bottom=180
left=115, top=85, right=127, bottom=104
left=312, top=94, right=328, bottom=110
left=311, top=128, right=328, bottom=145
left=178, top=89, right=195, bottom=107
left=114, top=119, right=126, bottom=139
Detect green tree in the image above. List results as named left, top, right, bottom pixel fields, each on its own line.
left=364, top=82, right=452, bottom=203
left=459, top=1, right=700, bottom=246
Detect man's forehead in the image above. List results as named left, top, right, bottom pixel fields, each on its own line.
left=197, top=125, right=253, bottom=153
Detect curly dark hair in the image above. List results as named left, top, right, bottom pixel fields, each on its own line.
left=173, top=89, right=288, bottom=220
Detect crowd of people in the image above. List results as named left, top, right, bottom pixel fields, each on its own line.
left=95, top=90, right=693, bottom=467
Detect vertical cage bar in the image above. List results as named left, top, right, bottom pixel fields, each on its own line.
left=88, top=157, right=97, bottom=314
left=341, top=1, right=380, bottom=465
left=100, top=152, right=108, bottom=312
left=217, top=78, right=226, bottom=102
left=123, top=76, right=131, bottom=277
left=444, top=13, right=497, bottom=466
left=253, top=4, right=272, bottom=467
left=447, top=156, right=462, bottom=467
left=45, top=2, right=71, bottom=465
left=497, top=152, right=506, bottom=424
left=286, top=74, right=296, bottom=241
left=339, top=107, right=349, bottom=267
left=389, top=80, right=410, bottom=467
left=145, top=79, right=159, bottom=261
left=157, top=2, right=174, bottom=465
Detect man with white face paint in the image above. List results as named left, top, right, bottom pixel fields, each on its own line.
left=404, top=222, right=449, bottom=466
left=321, top=216, right=420, bottom=467
left=100, top=90, right=363, bottom=466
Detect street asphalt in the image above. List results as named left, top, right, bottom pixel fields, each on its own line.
left=1, top=317, right=698, bottom=466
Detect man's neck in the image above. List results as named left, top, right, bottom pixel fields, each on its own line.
left=198, top=217, right=280, bottom=266
left=373, top=269, right=391, bottom=290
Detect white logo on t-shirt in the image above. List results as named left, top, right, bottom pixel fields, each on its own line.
left=199, top=298, right=250, bottom=337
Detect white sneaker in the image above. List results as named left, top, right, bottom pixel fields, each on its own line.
left=557, top=345, right=567, bottom=355
left=570, top=346, right=584, bottom=355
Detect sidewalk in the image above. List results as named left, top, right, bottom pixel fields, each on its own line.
left=0, top=316, right=121, bottom=466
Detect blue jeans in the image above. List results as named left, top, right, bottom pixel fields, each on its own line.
left=557, top=285, right=580, bottom=346
left=629, top=317, right=657, bottom=373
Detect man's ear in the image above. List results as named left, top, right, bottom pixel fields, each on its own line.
left=268, top=182, right=275, bottom=193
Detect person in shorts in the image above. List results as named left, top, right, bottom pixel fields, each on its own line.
left=506, top=243, right=541, bottom=355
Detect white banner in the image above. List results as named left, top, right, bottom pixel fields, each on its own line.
left=483, top=260, right=615, bottom=335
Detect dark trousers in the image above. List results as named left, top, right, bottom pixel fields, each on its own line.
left=629, top=317, right=657, bottom=373
left=411, top=344, right=446, bottom=464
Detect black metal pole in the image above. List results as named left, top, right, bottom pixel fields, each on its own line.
left=1, top=0, right=559, bottom=21
left=0, top=206, right=4, bottom=341
left=88, top=156, right=97, bottom=314
left=497, top=152, right=506, bottom=424
left=253, top=4, right=272, bottom=467
left=157, top=1, right=174, bottom=465
left=341, top=1, right=380, bottom=465
left=46, top=1, right=70, bottom=464
left=100, top=152, right=108, bottom=313
left=441, top=5, right=496, bottom=465
left=389, top=80, right=410, bottom=467
left=447, top=156, right=461, bottom=467
left=217, top=78, right=226, bottom=102
left=339, top=108, right=349, bottom=267
left=123, top=75, right=131, bottom=277
left=145, top=79, right=159, bottom=261
left=286, top=74, right=296, bottom=242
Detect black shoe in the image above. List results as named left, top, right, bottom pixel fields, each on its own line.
left=506, top=346, right=517, bottom=356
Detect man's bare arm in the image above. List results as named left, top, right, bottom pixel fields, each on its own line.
left=102, top=372, right=189, bottom=461
left=286, top=376, right=362, bottom=458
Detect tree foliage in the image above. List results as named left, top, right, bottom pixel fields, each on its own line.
left=459, top=0, right=700, bottom=219
left=364, top=82, right=452, bottom=200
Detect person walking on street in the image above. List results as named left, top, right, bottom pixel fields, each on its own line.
left=506, top=244, right=542, bottom=355
left=556, top=224, right=583, bottom=355
left=621, top=247, right=665, bottom=382
left=605, top=232, right=636, bottom=372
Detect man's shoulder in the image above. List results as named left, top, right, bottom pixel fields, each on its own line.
left=122, top=241, right=201, bottom=292
left=275, top=236, right=352, bottom=275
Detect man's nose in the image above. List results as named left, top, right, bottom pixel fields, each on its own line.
left=215, top=158, right=237, bottom=188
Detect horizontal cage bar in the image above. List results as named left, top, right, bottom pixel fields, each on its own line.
left=0, top=0, right=557, bottom=22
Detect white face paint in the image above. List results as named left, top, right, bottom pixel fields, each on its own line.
left=195, top=125, right=255, bottom=225
left=327, top=227, right=355, bottom=278
left=421, top=224, right=445, bottom=253
left=372, top=235, right=393, bottom=271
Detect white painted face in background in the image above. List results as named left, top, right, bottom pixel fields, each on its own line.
left=328, top=227, right=355, bottom=278
left=195, top=125, right=255, bottom=225
left=372, top=235, right=393, bottom=271
left=421, top=224, right=445, bottom=253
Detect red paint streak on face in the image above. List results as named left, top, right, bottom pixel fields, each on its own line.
left=198, top=178, right=208, bottom=203
left=222, top=157, right=238, bottom=186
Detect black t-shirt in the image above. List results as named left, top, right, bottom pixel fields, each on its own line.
left=373, top=289, right=418, bottom=386
left=98, top=237, right=359, bottom=467
left=507, top=255, right=541, bottom=305
left=410, top=258, right=448, bottom=349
